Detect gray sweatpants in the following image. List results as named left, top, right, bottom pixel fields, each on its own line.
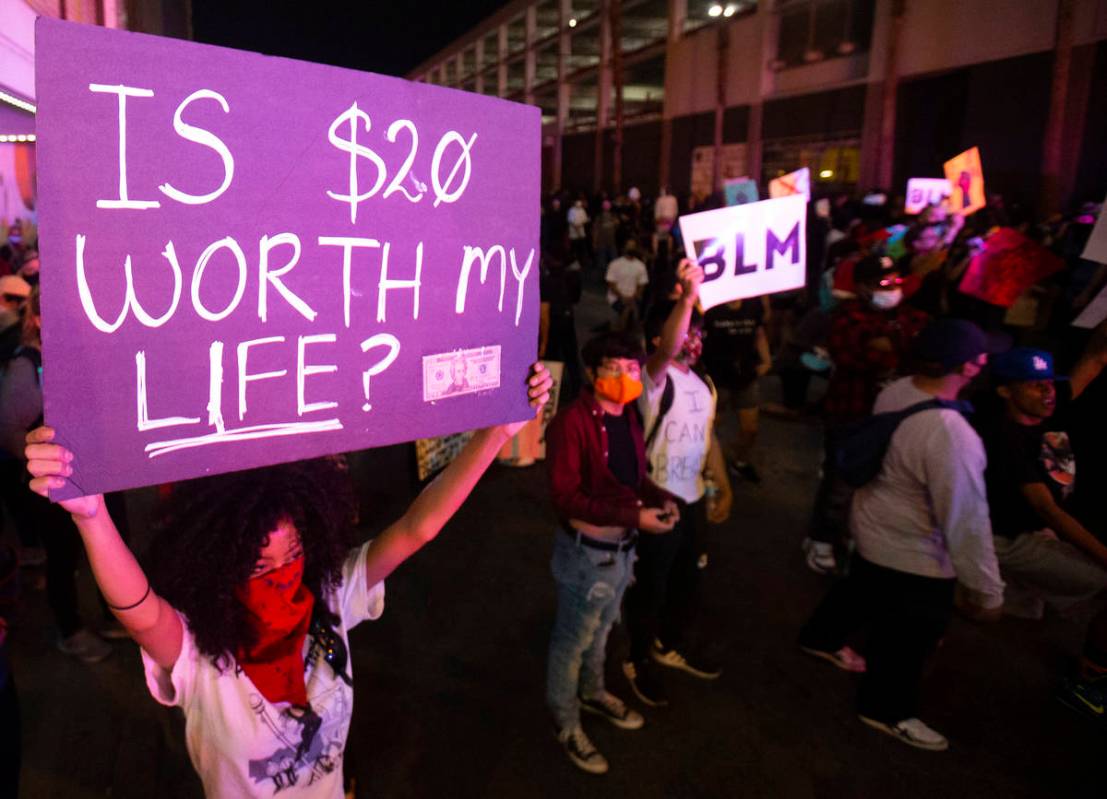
left=993, top=531, right=1107, bottom=618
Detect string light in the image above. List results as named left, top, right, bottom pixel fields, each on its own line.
left=708, top=4, right=723, bottom=17
left=0, top=134, right=36, bottom=143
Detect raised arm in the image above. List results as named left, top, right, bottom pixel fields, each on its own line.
left=645, top=259, right=703, bottom=383
left=24, top=427, right=184, bottom=670
left=362, top=363, right=553, bottom=587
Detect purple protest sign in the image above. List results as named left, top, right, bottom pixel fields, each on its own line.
left=34, top=18, right=539, bottom=498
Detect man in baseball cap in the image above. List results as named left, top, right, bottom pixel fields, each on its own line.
left=800, top=316, right=1005, bottom=751
left=911, top=317, right=1007, bottom=374
left=804, top=255, right=929, bottom=575
left=979, top=327, right=1107, bottom=726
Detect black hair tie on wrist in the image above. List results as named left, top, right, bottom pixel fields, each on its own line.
left=107, top=582, right=151, bottom=611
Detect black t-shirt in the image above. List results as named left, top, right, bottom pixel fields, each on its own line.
left=603, top=411, right=638, bottom=489
left=1069, top=374, right=1107, bottom=540
left=702, top=301, right=764, bottom=389
left=982, top=381, right=1076, bottom=539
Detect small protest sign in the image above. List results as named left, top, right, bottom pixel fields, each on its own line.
left=943, top=147, right=986, bottom=215
left=768, top=168, right=811, bottom=202
left=678, top=195, right=807, bottom=311
left=904, top=177, right=952, bottom=215
left=35, top=19, right=539, bottom=497
left=958, top=227, right=1063, bottom=308
left=723, top=178, right=759, bottom=207
left=1072, top=283, right=1107, bottom=329
left=690, top=144, right=747, bottom=201
left=1082, top=196, right=1107, bottom=264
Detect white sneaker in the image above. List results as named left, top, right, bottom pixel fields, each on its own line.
left=57, top=628, right=113, bottom=664
left=556, top=725, right=609, bottom=774
left=858, top=716, right=949, bottom=751
left=802, top=538, right=837, bottom=574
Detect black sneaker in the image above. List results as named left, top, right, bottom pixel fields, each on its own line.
left=622, top=659, right=669, bottom=707
left=580, top=691, right=644, bottom=730
left=729, top=460, right=761, bottom=484
left=556, top=725, right=609, bottom=775
left=651, top=639, right=723, bottom=680
left=1056, top=676, right=1107, bottom=729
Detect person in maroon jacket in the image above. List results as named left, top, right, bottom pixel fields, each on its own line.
left=545, top=331, right=679, bottom=775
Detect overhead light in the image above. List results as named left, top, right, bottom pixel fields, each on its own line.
left=0, top=91, right=36, bottom=114
left=568, top=17, right=577, bottom=27
left=708, top=4, right=723, bottom=17
left=723, top=4, right=737, bottom=16
left=819, top=169, right=834, bottom=179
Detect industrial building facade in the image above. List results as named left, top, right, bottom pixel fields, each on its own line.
left=409, top=0, right=1107, bottom=213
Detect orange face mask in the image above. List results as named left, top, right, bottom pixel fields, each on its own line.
left=594, top=374, right=643, bottom=405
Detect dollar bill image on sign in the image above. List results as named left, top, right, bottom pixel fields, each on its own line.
left=423, top=346, right=502, bottom=401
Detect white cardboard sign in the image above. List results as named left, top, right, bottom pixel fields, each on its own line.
left=904, top=177, right=952, bottom=215
left=679, top=195, right=807, bottom=311
left=1082, top=195, right=1107, bottom=265
left=1072, top=283, right=1107, bottom=329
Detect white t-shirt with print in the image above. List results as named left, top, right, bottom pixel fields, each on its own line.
left=639, top=365, right=717, bottom=503
left=605, top=256, right=648, bottom=304
left=142, top=540, right=385, bottom=799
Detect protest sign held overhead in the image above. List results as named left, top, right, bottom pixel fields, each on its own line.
left=904, top=178, right=952, bottom=215
left=769, top=168, right=811, bottom=202
left=958, top=227, right=1063, bottom=308
left=943, top=147, right=986, bottom=215
left=679, top=195, right=807, bottom=312
left=35, top=18, right=540, bottom=498
left=724, top=177, right=759, bottom=207
left=1082, top=196, right=1107, bottom=264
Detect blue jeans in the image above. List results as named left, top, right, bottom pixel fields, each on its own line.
left=546, top=531, right=637, bottom=730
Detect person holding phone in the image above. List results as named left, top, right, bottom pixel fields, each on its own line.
left=545, top=332, right=679, bottom=775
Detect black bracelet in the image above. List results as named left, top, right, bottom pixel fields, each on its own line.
left=107, top=582, right=151, bottom=611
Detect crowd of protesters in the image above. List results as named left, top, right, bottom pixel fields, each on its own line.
left=536, top=181, right=1107, bottom=766
left=1, top=173, right=1107, bottom=793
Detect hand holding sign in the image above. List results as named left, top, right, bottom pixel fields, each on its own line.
left=673, top=259, right=705, bottom=306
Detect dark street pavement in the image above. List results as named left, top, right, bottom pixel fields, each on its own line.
left=6, top=284, right=1103, bottom=797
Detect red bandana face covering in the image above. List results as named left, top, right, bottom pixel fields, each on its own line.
left=235, top=557, right=315, bottom=707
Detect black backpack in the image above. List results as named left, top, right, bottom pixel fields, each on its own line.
left=835, top=397, right=972, bottom=488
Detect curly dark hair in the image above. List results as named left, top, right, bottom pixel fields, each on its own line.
left=147, top=458, right=355, bottom=670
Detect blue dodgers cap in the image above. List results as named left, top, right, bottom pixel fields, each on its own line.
left=991, top=347, right=1068, bottom=384
left=912, top=318, right=998, bottom=370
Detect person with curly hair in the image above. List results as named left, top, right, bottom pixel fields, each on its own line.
left=22, top=363, right=552, bottom=798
